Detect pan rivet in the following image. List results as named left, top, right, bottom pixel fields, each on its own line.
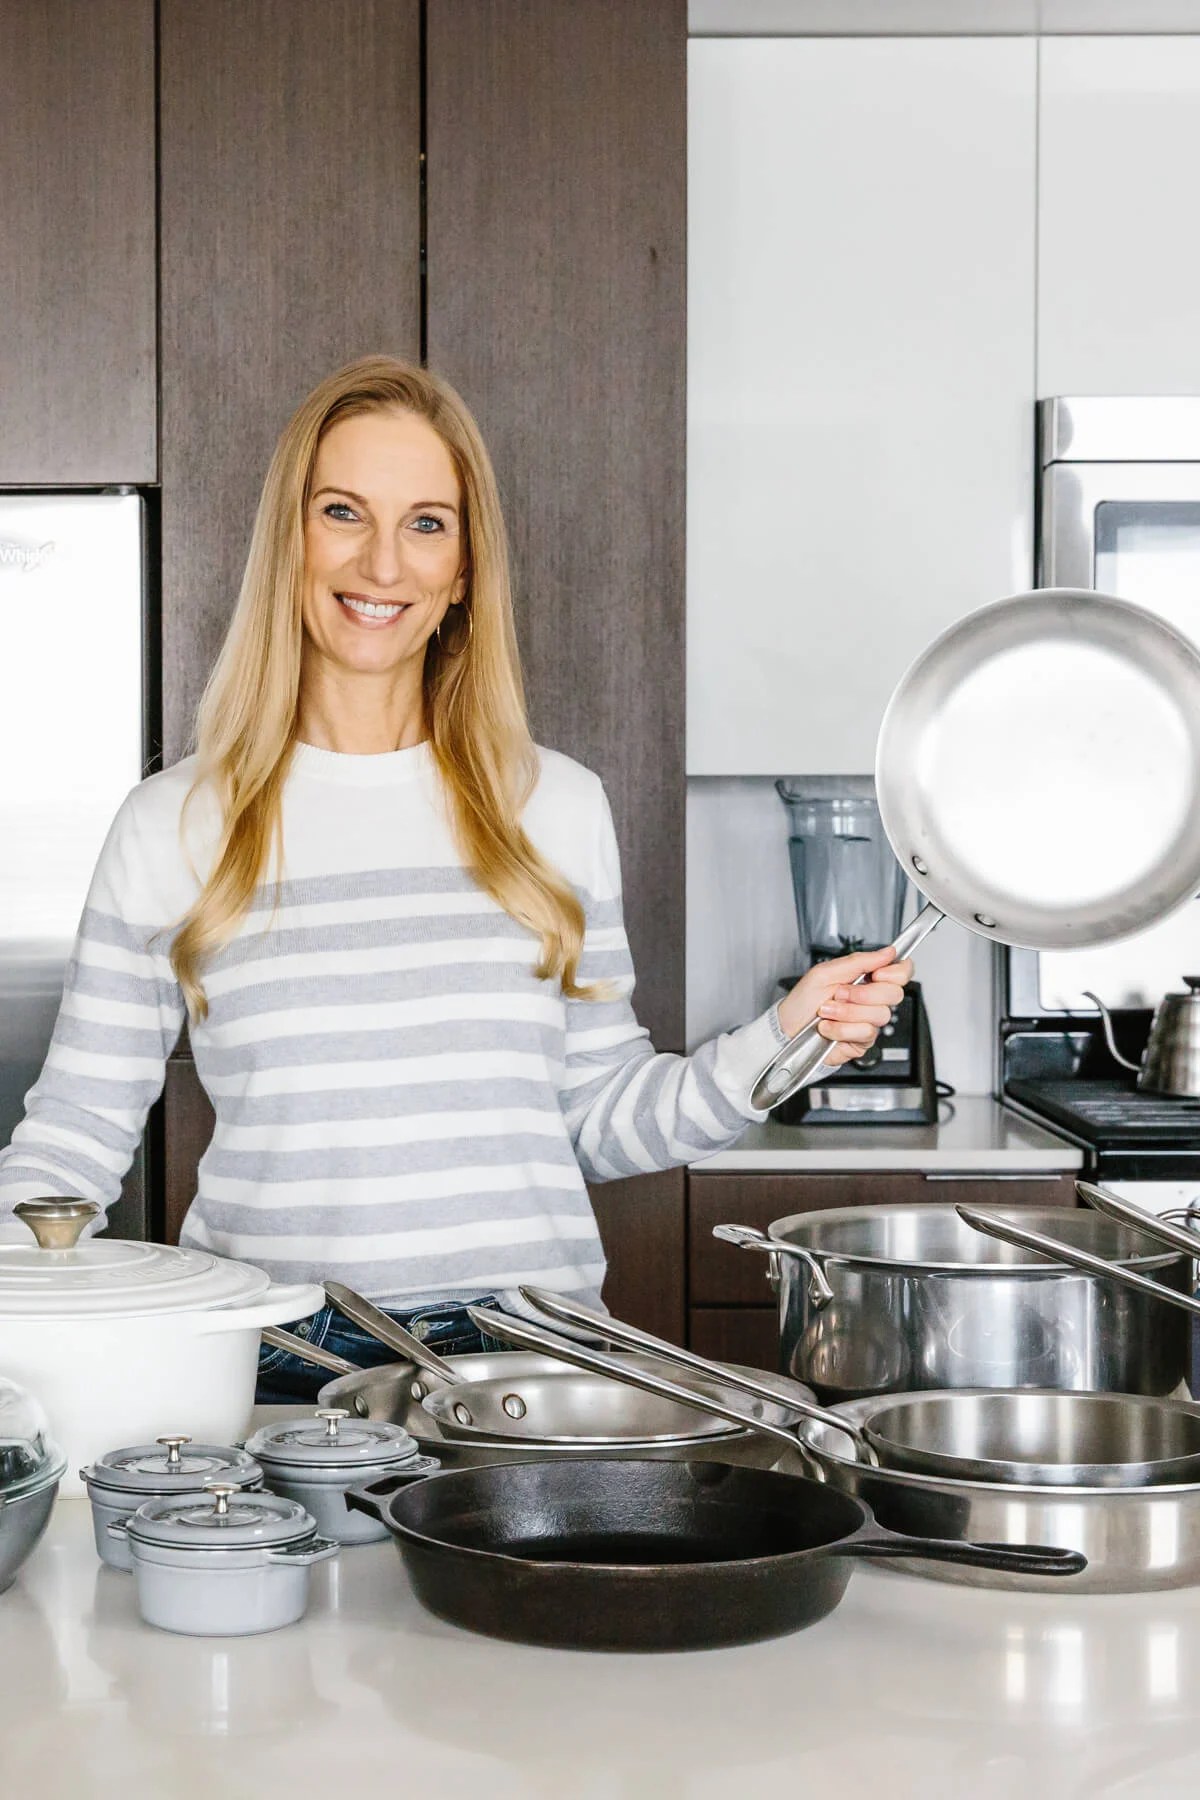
left=912, top=856, right=929, bottom=875
left=502, top=1394, right=527, bottom=1419
left=452, top=1403, right=474, bottom=1426
left=974, top=913, right=997, bottom=929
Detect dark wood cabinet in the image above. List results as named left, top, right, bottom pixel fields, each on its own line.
left=687, top=1169, right=1078, bottom=1353
left=0, top=0, right=156, bottom=482
left=158, top=0, right=422, bottom=764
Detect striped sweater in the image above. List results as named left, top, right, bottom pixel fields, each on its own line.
left=0, top=742, right=779, bottom=1307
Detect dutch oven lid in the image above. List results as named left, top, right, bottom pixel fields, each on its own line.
left=126, top=1482, right=315, bottom=1549
left=245, top=1408, right=422, bottom=1469
left=0, top=1373, right=66, bottom=1502
left=83, top=1434, right=263, bottom=1494
left=0, top=1199, right=273, bottom=1318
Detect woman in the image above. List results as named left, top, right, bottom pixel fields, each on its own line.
left=0, top=356, right=911, bottom=1399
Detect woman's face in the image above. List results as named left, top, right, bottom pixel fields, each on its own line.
left=301, top=407, right=466, bottom=681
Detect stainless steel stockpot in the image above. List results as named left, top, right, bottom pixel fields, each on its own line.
left=716, top=1206, right=1191, bottom=1402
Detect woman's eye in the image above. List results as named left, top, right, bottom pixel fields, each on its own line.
left=411, top=514, right=445, bottom=534
left=323, top=502, right=358, bottom=522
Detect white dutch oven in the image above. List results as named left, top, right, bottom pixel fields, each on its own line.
left=0, top=1199, right=323, bottom=1497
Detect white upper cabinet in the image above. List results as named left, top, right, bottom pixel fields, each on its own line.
left=687, top=38, right=1036, bottom=774
left=1038, top=37, right=1200, bottom=396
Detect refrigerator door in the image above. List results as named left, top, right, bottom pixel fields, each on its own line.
left=0, top=492, right=147, bottom=1230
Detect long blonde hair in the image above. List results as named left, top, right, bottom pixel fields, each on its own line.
left=170, top=355, right=592, bottom=1019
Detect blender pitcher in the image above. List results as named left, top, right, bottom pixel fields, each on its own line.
left=776, top=785, right=908, bottom=967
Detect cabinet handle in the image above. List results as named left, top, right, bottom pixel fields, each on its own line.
left=922, top=1173, right=1064, bottom=1183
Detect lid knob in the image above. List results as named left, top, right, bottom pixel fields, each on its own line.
left=204, top=1480, right=238, bottom=1516
left=13, top=1198, right=101, bottom=1250
left=156, top=1434, right=191, bottom=1470
left=1184, top=976, right=1200, bottom=994
left=316, top=1407, right=349, bottom=1441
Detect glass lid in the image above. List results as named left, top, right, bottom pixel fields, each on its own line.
left=126, top=1483, right=315, bottom=1549
left=246, top=1408, right=423, bottom=1468
left=83, top=1434, right=264, bottom=1493
left=0, top=1199, right=273, bottom=1317
left=0, top=1374, right=66, bottom=1501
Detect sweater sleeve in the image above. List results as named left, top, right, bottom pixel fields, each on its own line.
left=559, top=784, right=783, bottom=1183
left=0, top=790, right=186, bottom=1222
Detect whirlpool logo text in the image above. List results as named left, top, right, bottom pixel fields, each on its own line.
left=0, top=539, right=54, bottom=573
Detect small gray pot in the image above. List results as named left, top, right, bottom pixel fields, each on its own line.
left=113, top=1482, right=337, bottom=1635
left=245, top=1407, right=438, bottom=1544
left=81, top=1435, right=264, bottom=1572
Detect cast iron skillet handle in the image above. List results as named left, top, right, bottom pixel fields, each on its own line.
left=344, top=1466, right=439, bottom=1524
left=711, top=1223, right=834, bottom=1309
left=749, top=902, right=944, bottom=1111
left=838, top=1521, right=1087, bottom=1579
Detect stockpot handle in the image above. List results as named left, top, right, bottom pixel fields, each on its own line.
left=957, top=1206, right=1200, bottom=1323
left=748, top=903, right=944, bottom=1110
left=468, top=1301, right=875, bottom=1472
left=711, top=1223, right=834, bottom=1308
left=838, top=1522, right=1087, bottom=1580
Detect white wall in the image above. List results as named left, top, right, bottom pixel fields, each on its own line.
left=686, top=777, right=998, bottom=1095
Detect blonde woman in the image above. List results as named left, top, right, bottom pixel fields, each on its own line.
left=0, top=357, right=911, bottom=1399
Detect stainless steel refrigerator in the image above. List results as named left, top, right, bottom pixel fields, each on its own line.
left=0, top=490, right=151, bottom=1236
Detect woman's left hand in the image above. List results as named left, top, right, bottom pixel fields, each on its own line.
left=776, top=946, right=914, bottom=1068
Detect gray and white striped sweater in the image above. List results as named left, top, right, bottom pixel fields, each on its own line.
left=0, top=742, right=780, bottom=1307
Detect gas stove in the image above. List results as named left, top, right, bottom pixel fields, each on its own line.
left=1004, top=1077, right=1200, bottom=1181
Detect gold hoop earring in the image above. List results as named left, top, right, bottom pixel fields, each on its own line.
left=435, top=606, right=473, bottom=657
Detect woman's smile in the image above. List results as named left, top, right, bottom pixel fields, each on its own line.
left=334, top=589, right=412, bottom=626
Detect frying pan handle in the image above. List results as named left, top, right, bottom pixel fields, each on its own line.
left=749, top=903, right=944, bottom=1110
left=467, top=1303, right=848, bottom=1472
left=842, top=1523, right=1087, bottom=1579
left=1077, top=1180, right=1200, bottom=1261
left=957, top=1205, right=1200, bottom=1322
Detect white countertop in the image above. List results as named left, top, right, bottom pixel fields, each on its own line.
left=693, top=1095, right=1084, bottom=1172
left=7, top=1460, right=1200, bottom=1800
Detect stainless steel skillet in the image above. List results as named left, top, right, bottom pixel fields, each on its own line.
left=754, top=588, right=1200, bottom=1107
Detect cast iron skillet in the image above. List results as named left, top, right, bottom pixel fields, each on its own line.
left=346, top=1457, right=1085, bottom=1652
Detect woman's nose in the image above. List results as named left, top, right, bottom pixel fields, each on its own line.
left=357, top=528, right=405, bottom=589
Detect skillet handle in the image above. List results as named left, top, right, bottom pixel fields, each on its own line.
left=957, top=1206, right=1200, bottom=1322
left=842, top=1524, right=1087, bottom=1579
left=344, top=1466, right=438, bottom=1524
left=748, top=903, right=944, bottom=1110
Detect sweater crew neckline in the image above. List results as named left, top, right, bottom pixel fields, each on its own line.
left=291, top=740, right=434, bottom=786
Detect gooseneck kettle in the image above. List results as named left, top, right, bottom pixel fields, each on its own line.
left=1084, top=979, right=1200, bottom=1099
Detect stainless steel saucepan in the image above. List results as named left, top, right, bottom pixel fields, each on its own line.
left=754, top=589, right=1200, bottom=1108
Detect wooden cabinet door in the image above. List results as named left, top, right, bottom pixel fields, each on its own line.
left=687, top=36, right=1036, bottom=773
left=158, top=0, right=422, bottom=763
left=0, top=0, right=155, bottom=482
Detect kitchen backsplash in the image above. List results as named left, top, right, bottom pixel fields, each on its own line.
left=686, top=777, right=996, bottom=1095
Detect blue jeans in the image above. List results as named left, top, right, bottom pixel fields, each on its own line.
left=255, top=1295, right=509, bottom=1405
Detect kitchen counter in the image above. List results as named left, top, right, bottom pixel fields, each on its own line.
left=6, top=1452, right=1200, bottom=1800
left=694, top=1095, right=1083, bottom=1172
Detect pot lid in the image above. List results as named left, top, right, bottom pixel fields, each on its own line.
left=0, top=1374, right=66, bottom=1502
left=245, top=1407, right=422, bottom=1469
left=83, top=1435, right=264, bottom=1494
left=126, top=1482, right=315, bottom=1550
left=0, top=1199, right=273, bottom=1318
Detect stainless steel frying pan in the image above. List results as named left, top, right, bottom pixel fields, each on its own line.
left=754, top=588, right=1200, bottom=1107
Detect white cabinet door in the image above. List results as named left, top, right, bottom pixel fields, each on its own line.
left=687, top=38, right=1036, bottom=774
left=1039, top=38, right=1200, bottom=397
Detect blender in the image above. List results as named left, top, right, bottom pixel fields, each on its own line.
left=775, top=783, right=937, bottom=1124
